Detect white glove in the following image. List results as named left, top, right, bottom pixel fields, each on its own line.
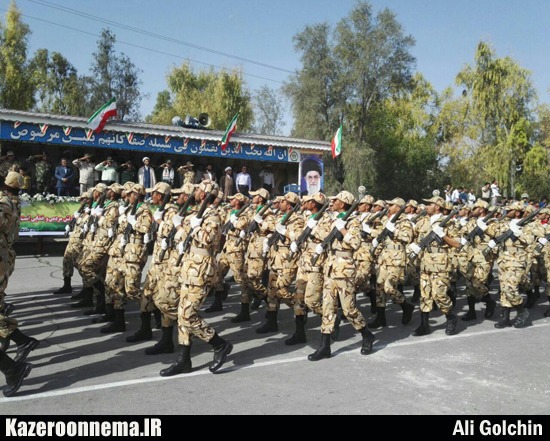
left=172, top=214, right=184, bottom=227
left=335, top=219, right=347, bottom=231
left=315, top=244, right=324, bottom=255
left=90, top=224, right=96, bottom=234
left=432, top=224, right=445, bottom=238
left=161, top=238, right=168, bottom=250
left=276, top=223, right=287, bottom=236
left=84, top=207, right=91, bottom=214
left=118, top=205, right=129, bottom=215
left=118, top=215, right=125, bottom=225
left=262, top=238, right=269, bottom=255
left=372, top=238, right=379, bottom=248
left=362, top=223, right=372, bottom=234
left=306, top=218, right=318, bottom=229
left=409, top=243, right=421, bottom=255
left=488, top=239, right=497, bottom=249
left=230, top=214, right=238, bottom=225
left=239, top=230, right=246, bottom=239
left=153, top=210, right=164, bottom=221
left=385, top=221, right=396, bottom=233
left=190, top=216, right=202, bottom=230
left=510, top=222, right=523, bottom=237
left=476, top=218, right=488, bottom=231
left=83, top=223, right=89, bottom=233
left=92, top=207, right=103, bottom=217
left=127, top=215, right=137, bottom=227
left=144, top=233, right=151, bottom=244
left=538, top=237, right=548, bottom=246
left=65, top=225, right=71, bottom=233
left=290, top=242, right=298, bottom=253
left=177, top=241, right=185, bottom=255
left=119, top=237, right=127, bottom=248
left=73, top=211, right=81, bottom=218
left=253, top=214, right=264, bottom=224
left=108, top=228, right=114, bottom=238
left=460, top=237, right=468, bottom=246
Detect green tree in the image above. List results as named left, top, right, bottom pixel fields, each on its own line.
left=252, top=85, right=286, bottom=135
left=518, top=143, right=550, bottom=200
left=89, top=29, right=143, bottom=121
left=0, top=1, right=34, bottom=110
left=148, top=62, right=254, bottom=131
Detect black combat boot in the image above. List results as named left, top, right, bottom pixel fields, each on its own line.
left=256, top=311, right=278, bottom=334
left=204, top=291, right=223, bottom=313
left=53, top=277, right=72, bottom=294
left=221, top=282, right=231, bottom=301
left=285, top=315, right=307, bottom=346
left=448, top=283, right=457, bottom=307
left=71, top=287, right=94, bottom=308
left=160, top=345, right=192, bottom=377
left=308, top=334, right=331, bottom=362
left=462, top=296, right=477, bottom=321
left=494, top=307, right=512, bottom=329
left=92, top=304, right=115, bottom=324
left=331, top=315, right=341, bottom=342
left=368, top=290, right=377, bottom=314
left=153, top=309, right=162, bottom=329
left=445, top=313, right=458, bottom=335
left=231, top=303, right=251, bottom=323
left=482, top=294, right=496, bottom=319
left=126, top=312, right=153, bottom=342
left=83, top=281, right=106, bottom=316
left=525, top=290, right=538, bottom=309
left=411, top=285, right=421, bottom=303
left=10, top=329, right=40, bottom=363
left=513, top=302, right=529, bottom=328
left=413, top=312, right=431, bottom=336
left=0, top=337, right=9, bottom=352
left=145, top=326, right=174, bottom=355
left=0, top=351, right=32, bottom=398
left=250, top=293, right=265, bottom=310
left=360, top=327, right=376, bottom=355
left=208, top=333, right=233, bottom=373
left=400, top=301, right=414, bottom=325
left=71, top=286, right=92, bottom=301
left=368, top=307, right=387, bottom=329
left=100, top=309, right=126, bottom=334
left=534, top=285, right=541, bottom=298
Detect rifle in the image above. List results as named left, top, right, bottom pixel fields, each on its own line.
left=535, top=232, right=550, bottom=253
left=158, top=195, right=195, bottom=262
left=147, top=191, right=172, bottom=252
left=222, top=203, right=251, bottom=236
left=360, top=208, right=387, bottom=239
left=457, top=208, right=498, bottom=252
left=66, top=199, right=88, bottom=237
left=267, top=202, right=301, bottom=251
left=80, top=199, right=96, bottom=239
left=483, top=207, right=542, bottom=257
left=288, top=200, right=331, bottom=261
left=109, top=199, right=128, bottom=244
left=91, top=193, right=107, bottom=241
left=311, top=200, right=360, bottom=266
left=237, top=201, right=273, bottom=246
left=121, top=202, right=139, bottom=250
left=176, top=193, right=213, bottom=266
left=408, top=209, right=458, bottom=262
left=371, top=204, right=407, bottom=253
left=411, top=209, right=427, bottom=224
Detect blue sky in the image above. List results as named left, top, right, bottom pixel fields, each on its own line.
left=1, top=0, right=549, bottom=135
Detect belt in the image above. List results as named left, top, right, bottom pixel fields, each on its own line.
left=384, top=244, right=403, bottom=251
left=504, top=246, right=523, bottom=253
left=128, top=237, right=143, bottom=244
left=426, top=246, right=447, bottom=254
left=190, top=246, right=213, bottom=257
left=333, top=250, right=353, bottom=258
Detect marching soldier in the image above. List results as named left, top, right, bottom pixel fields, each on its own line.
left=405, top=200, right=423, bottom=302
left=161, top=180, right=233, bottom=376
left=308, top=191, right=376, bottom=361
left=256, top=192, right=305, bottom=337
left=537, top=208, right=550, bottom=316
left=354, top=195, right=377, bottom=312
left=0, top=172, right=38, bottom=397
left=369, top=198, right=415, bottom=328
left=409, top=196, right=460, bottom=337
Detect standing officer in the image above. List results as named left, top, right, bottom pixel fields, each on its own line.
left=160, top=180, right=233, bottom=376
left=308, top=191, right=376, bottom=361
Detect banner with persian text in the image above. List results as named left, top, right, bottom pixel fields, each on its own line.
left=19, top=194, right=80, bottom=235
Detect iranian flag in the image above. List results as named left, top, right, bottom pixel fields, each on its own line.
left=331, top=125, right=342, bottom=159
left=220, top=113, right=239, bottom=152
left=87, top=98, right=117, bottom=133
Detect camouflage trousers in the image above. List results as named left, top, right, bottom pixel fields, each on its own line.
left=78, top=249, right=108, bottom=287
left=216, top=251, right=249, bottom=303
left=154, top=257, right=181, bottom=327
left=464, top=260, right=491, bottom=299
left=420, top=271, right=452, bottom=315
left=245, top=256, right=267, bottom=298
left=295, top=267, right=323, bottom=316
left=267, top=266, right=304, bottom=316
left=0, top=313, right=18, bottom=339
left=542, top=250, right=550, bottom=296
left=530, top=256, right=545, bottom=288
left=355, top=257, right=374, bottom=293
left=497, top=258, right=526, bottom=308
left=140, top=263, right=164, bottom=314
left=106, top=258, right=146, bottom=310
left=0, top=250, right=18, bottom=338
left=105, top=255, right=124, bottom=306
left=177, top=284, right=216, bottom=346
left=376, top=264, right=406, bottom=307
left=321, top=276, right=367, bottom=334
left=62, top=243, right=82, bottom=279
left=406, top=261, right=420, bottom=286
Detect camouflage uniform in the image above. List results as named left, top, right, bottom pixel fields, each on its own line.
left=0, top=160, right=21, bottom=180
left=62, top=208, right=89, bottom=279
left=105, top=205, right=129, bottom=309
left=26, top=157, right=52, bottom=193
left=355, top=211, right=382, bottom=295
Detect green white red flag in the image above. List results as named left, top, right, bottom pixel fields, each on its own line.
left=331, top=125, right=342, bottom=159
left=220, top=113, right=239, bottom=152
left=87, top=98, right=117, bottom=133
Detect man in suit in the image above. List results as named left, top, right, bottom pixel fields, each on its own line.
left=54, top=158, right=75, bottom=196
left=202, top=164, right=216, bottom=182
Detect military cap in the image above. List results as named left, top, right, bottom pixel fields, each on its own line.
left=3, top=171, right=24, bottom=189
left=506, top=201, right=525, bottom=212
left=172, top=183, right=196, bottom=195
left=147, top=182, right=171, bottom=195
left=94, top=183, right=108, bottom=194
left=249, top=188, right=270, bottom=201
left=197, top=179, right=217, bottom=194
left=359, top=195, right=375, bottom=205
left=407, top=199, right=418, bottom=208
left=128, top=183, right=146, bottom=196
left=373, top=199, right=387, bottom=209
left=330, top=191, right=355, bottom=205
left=228, top=193, right=249, bottom=204
left=444, top=201, right=454, bottom=211
left=122, top=181, right=136, bottom=192
left=386, top=197, right=406, bottom=208
left=107, top=183, right=124, bottom=195
left=284, top=192, right=300, bottom=205
left=302, top=192, right=327, bottom=205
left=422, top=196, right=445, bottom=209
left=472, top=199, right=489, bottom=209
left=80, top=191, right=90, bottom=199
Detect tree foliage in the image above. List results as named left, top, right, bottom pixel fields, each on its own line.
left=252, top=85, right=286, bottom=135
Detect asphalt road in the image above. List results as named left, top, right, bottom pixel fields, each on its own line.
left=1, top=252, right=549, bottom=415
